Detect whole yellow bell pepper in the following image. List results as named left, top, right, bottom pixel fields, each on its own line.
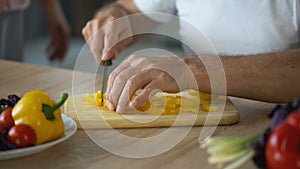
left=12, top=90, right=67, bottom=145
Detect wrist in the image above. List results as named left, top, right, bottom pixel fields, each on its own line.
left=181, top=56, right=212, bottom=93
left=94, top=3, right=128, bottom=19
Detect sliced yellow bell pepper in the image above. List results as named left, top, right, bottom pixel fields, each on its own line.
left=85, top=91, right=151, bottom=111
left=188, top=90, right=217, bottom=101
left=85, top=90, right=219, bottom=114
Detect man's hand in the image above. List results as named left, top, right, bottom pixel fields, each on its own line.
left=42, top=0, right=70, bottom=61
left=82, top=3, right=133, bottom=64
left=105, top=55, right=195, bottom=114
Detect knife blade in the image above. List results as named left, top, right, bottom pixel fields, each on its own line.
left=101, top=60, right=112, bottom=103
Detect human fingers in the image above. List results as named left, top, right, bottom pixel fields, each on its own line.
left=106, top=55, right=140, bottom=101
left=46, top=34, right=59, bottom=61
left=101, top=23, right=119, bottom=61
left=89, top=31, right=104, bottom=64
left=116, top=69, right=157, bottom=114
left=126, top=68, right=180, bottom=110
left=82, top=17, right=120, bottom=63
left=82, top=20, right=105, bottom=64
left=106, top=67, right=138, bottom=111
left=47, top=27, right=69, bottom=61
left=101, top=21, right=133, bottom=61
left=82, top=26, right=89, bottom=42
left=48, top=47, right=63, bottom=61
left=130, top=82, right=160, bottom=110
left=122, top=69, right=163, bottom=112
left=55, top=28, right=69, bottom=60
left=48, top=44, right=68, bottom=61
left=82, top=20, right=94, bottom=42
left=112, top=48, right=122, bottom=60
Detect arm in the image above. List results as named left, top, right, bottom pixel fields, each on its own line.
left=40, top=0, right=70, bottom=61
left=106, top=49, right=300, bottom=113
left=184, top=48, right=300, bottom=103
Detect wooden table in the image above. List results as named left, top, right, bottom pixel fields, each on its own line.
left=0, top=60, right=275, bottom=169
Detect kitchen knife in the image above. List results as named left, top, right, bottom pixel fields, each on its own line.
left=101, top=60, right=112, bottom=103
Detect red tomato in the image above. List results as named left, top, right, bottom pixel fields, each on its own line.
left=285, top=111, right=300, bottom=131
left=7, top=124, right=37, bottom=148
left=0, top=108, right=15, bottom=129
left=267, top=148, right=300, bottom=169
left=266, top=123, right=300, bottom=169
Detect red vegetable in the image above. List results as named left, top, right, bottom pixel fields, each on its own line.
left=0, top=108, right=14, bottom=129
left=266, top=111, right=300, bottom=169
left=7, top=124, right=37, bottom=148
left=285, top=111, right=300, bottom=131
left=0, top=121, right=6, bottom=134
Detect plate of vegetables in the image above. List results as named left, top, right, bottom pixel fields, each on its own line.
left=0, top=91, right=77, bottom=160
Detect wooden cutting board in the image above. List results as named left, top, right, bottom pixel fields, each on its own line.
left=64, top=94, right=240, bottom=129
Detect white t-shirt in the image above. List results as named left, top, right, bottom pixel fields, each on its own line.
left=134, top=0, right=300, bottom=55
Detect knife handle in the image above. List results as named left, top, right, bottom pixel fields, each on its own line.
left=101, top=60, right=112, bottom=66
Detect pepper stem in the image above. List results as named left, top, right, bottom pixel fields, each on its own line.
left=42, top=93, right=68, bottom=121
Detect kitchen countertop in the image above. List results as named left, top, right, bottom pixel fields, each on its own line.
left=0, top=59, right=275, bottom=169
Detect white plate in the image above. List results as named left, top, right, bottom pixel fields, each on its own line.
left=0, top=114, right=77, bottom=160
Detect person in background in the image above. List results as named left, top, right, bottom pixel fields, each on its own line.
left=82, top=0, right=300, bottom=114
left=0, top=0, right=69, bottom=62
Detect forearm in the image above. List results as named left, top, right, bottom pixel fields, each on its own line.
left=184, top=49, right=300, bottom=103
left=227, top=49, right=300, bottom=102
left=39, top=0, right=66, bottom=25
